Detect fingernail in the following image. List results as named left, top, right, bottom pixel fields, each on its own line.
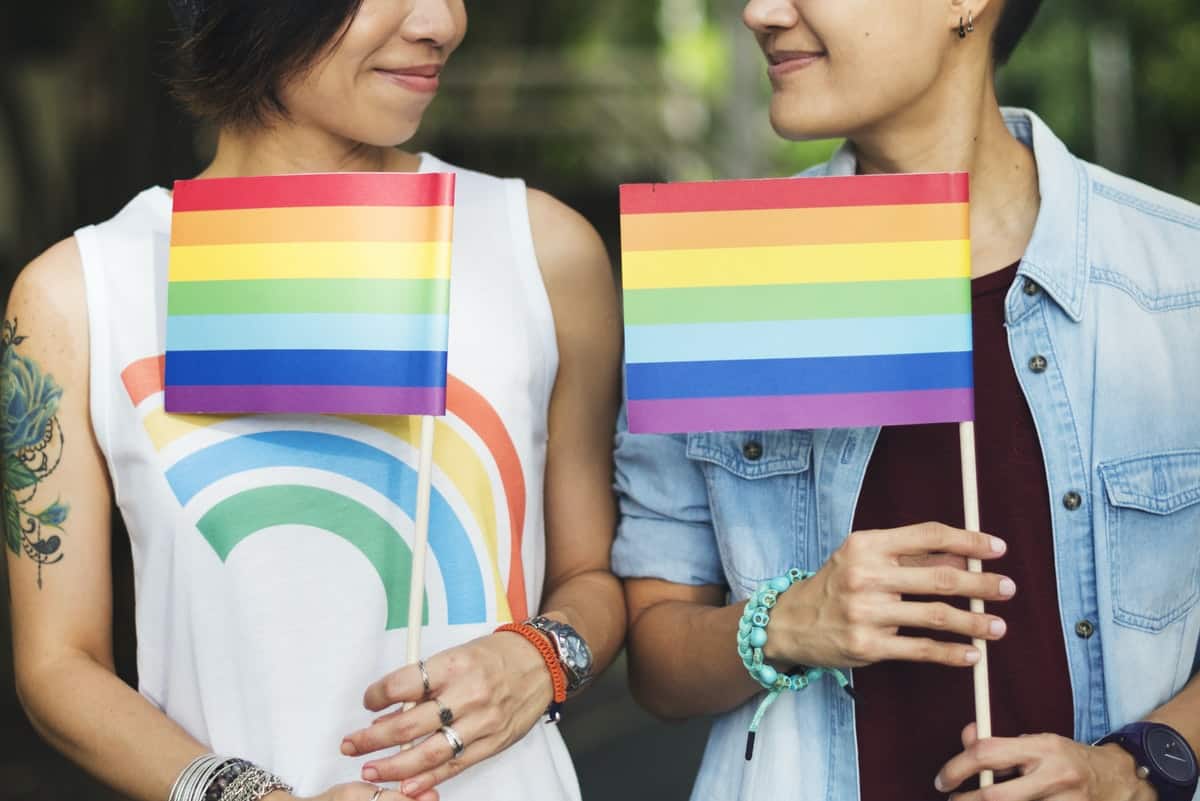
left=363, top=766, right=380, bottom=782
left=934, top=775, right=946, bottom=792
left=341, top=739, right=358, bottom=756
left=989, top=619, right=1007, bottom=637
left=990, top=536, right=1006, bottom=554
left=1000, top=578, right=1017, bottom=597
left=403, top=781, right=422, bottom=795
left=964, top=649, right=980, bottom=664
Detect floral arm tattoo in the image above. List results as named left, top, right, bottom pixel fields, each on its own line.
left=2, top=318, right=68, bottom=588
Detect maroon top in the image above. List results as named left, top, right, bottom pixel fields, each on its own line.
left=853, top=264, right=1075, bottom=801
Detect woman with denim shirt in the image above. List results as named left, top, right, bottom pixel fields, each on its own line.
left=614, top=2, right=1200, bottom=800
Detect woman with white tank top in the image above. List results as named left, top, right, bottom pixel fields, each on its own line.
left=4, top=4, right=624, bottom=801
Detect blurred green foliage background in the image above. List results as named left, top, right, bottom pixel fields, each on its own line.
left=1, top=1, right=1197, bottom=799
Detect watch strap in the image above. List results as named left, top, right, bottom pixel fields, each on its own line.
left=1098, top=722, right=1198, bottom=801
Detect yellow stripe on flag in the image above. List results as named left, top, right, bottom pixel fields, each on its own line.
left=622, top=239, right=971, bottom=290
left=169, top=241, right=453, bottom=282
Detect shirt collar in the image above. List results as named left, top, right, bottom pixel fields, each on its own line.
left=819, top=108, right=1089, bottom=322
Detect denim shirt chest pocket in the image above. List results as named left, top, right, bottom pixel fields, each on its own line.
left=685, top=430, right=813, bottom=598
left=1099, top=450, right=1200, bottom=632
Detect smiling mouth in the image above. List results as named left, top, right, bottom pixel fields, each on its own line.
left=767, top=50, right=826, bottom=79
left=375, top=65, right=442, bottom=93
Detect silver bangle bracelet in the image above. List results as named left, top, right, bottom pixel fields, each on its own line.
left=169, top=755, right=287, bottom=801
left=170, top=754, right=223, bottom=801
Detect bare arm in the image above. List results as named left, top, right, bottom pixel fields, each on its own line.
left=625, top=580, right=761, bottom=719
left=5, top=239, right=208, bottom=801
left=529, top=186, right=626, bottom=675
left=622, top=524, right=1013, bottom=721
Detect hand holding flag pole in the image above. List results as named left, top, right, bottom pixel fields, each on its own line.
left=620, top=171, right=993, bottom=782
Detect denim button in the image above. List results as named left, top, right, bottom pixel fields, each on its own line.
left=1075, top=619, right=1095, bottom=639
left=743, top=441, right=764, bottom=461
left=1063, top=491, right=1083, bottom=511
left=1029, top=355, right=1048, bottom=373
left=1023, top=279, right=1041, bottom=296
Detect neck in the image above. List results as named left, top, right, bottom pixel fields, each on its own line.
left=199, top=120, right=419, bottom=180
left=851, top=67, right=1041, bottom=278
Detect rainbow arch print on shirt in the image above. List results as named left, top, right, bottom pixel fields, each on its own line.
left=121, top=355, right=529, bottom=630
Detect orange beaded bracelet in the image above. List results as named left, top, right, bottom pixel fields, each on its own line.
left=495, top=622, right=568, bottom=705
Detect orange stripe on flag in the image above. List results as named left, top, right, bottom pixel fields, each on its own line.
left=171, top=206, right=455, bottom=246
left=621, top=203, right=969, bottom=251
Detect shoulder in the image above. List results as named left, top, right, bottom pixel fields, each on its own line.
left=9, top=238, right=86, bottom=314
left=6, top=238, right=90, bottom=383
left=1083, top=162, right=1200, bottom=307
left=525, top=187, right=613, bottom=302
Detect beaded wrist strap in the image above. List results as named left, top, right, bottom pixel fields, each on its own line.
left=737, top=568, right=855, bottom=761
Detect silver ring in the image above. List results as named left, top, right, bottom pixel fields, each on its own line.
left=417, top=660, right=432, bottom=699
left=434, top=697, right=454, bottom=726
left=440, top=724, right=466, bottom=758
left=368, top=788, right=384, bottom=801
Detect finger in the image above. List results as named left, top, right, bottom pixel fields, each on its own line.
left=882, top=601, right=1007, bottom=641
left=345, top=697, right=458, bottom=757
left=333, top=782, right=419, bottom=801
left=363, top=664, right=430, bottom=713
left=888, top=565, right=1017, bottom=602
left=936, top=735, right=1044, bottom=792
left=362, top=721, right=488, bottom=784
left=948, top=772, right=1063, bottom=801
left=877, top=634, right=983, bottom=667
left=899, top=552, right=969, bottom=569
left=962, top=722, right=978, bottom=748
left=886, top=522, right=1006, bottom=559
left=399, top=742, right=492, bottom=798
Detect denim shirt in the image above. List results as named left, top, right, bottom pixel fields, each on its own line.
left=612, top=109, right=1200, bottom=801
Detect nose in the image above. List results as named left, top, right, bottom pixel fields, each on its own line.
left=401, top=0, right=459, bottom=47
left=742, top=0, right=800, bottom=33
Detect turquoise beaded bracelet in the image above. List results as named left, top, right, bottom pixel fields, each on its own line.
left=737, top=568, right=855, bottom=760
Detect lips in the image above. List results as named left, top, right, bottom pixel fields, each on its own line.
left=767, top=50, right=826, bottom=79
left=375, top=64, right=442, bottom=93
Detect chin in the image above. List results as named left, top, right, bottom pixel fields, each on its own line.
left=345, top=117, right=424, bottom=150
left=768, top=96, right=872, bottom=143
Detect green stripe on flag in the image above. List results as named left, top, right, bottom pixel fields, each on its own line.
left=622, top=278, right=970, bottom=325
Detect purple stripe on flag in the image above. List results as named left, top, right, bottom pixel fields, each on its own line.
left=626, top=388, right=975, bottom=434
left=165, top=385, right=447, bottom=416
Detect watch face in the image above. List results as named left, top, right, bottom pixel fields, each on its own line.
left=562, top=635, right=592, bottom=672
left=1146, top=726, right=1198, bottom=784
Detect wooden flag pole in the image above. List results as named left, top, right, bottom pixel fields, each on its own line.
left=406, top=415, right=438, bottom=665
left=960, top=420, right=994, bottom=788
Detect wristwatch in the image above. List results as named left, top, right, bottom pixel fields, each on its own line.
left=1097, top=722, right=1198, bottom=801
left=526, top=616, right=594, bottom=696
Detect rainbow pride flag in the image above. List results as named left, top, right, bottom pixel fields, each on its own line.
left=165, top=172, right=455, bottom=416
left=620, top=173, right=974, bottom=434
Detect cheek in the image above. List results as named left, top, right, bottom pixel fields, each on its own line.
left=770, top=23, right=948, bottom=138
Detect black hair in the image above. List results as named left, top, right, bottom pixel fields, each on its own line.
left=993, top=0, right=1044, bottom=66
left=169, top=0, right=365, bottom=127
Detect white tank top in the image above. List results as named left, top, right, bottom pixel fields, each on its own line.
left=74, top=154, right=579, bottom=800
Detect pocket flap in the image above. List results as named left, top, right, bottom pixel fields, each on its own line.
left=1099, top=450, right=1200, bottom=515
left=686, top=430, right=811, bottom=479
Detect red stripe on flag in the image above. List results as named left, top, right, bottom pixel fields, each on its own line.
left=619, top=172, right=969, bottom=215
left=122, top=355, right=166, bottom=407
left=172, top=172, right=456, bottom=211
